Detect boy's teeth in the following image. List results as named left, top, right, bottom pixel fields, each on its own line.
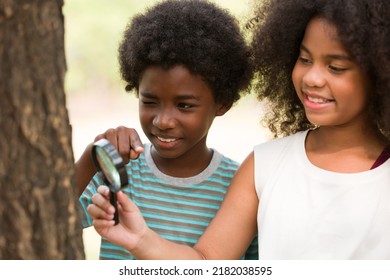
left=307, top=95, right=330, bottom=103
left=157, top=137, right=177, bottom=143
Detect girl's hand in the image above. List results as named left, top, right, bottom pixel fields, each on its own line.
left=87, top=185, right=148, bottom=251
left=94, top=126, right=144, bottom=164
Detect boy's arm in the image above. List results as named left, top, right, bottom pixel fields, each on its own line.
left=75, top=143, right=96, bottom=196
left=88, top=152, right=258, bottom=259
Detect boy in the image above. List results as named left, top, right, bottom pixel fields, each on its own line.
left=77, top=0, right=257, bottom=259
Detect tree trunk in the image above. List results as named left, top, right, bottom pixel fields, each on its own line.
left=0, top=0, right=85, bottom=259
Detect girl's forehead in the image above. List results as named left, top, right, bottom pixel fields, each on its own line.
left=305, top=17, right=339, bottom=41
left=302, top=17, right=349, bottom=54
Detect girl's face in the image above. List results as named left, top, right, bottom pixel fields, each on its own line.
left=292, top=17, right=372, bottom=128
left=138, top=65, right=226, bottom=161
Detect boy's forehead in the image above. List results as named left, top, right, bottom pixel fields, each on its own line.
left=139, top=65, right=213, bottom=95
left=140, top=65, right=204, bottom=83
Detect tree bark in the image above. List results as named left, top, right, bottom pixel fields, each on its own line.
left=0, top=0, right=85, bottom=259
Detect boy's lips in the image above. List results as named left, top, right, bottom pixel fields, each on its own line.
left=156, top=136, right=179, bottom=143
left=153, top=135, right=182, bottom=150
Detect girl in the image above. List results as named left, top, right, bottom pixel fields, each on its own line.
left=87, top=0, right=390, bottom=259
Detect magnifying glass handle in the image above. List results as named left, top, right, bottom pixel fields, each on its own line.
left=109, top=191, right=119, bottom=225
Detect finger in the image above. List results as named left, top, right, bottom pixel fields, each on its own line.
left=87, top=204, right=115, bottom=220
left=128, top=129, right=144, bottom=159
left=116, top=191, right=139, bottom=213
left=92, top=187, right=116, bottom=214
left=103, top=128, right=119, bottom=149
left=97, top=185, right=111, bottom=197
left=116, top=126, right=132, bottom=162
left=115, top=126, right=144, bottom=160
left=92, top=219, right=116, bottom=236
left=93, top=218, right=116, bottom=228
left=94, top=133, right=105, bottom=143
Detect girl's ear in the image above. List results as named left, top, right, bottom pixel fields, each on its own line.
left=215, top=103, right=232, bottom=116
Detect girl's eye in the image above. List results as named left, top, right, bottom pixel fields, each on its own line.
left=328, top=65, right=347, bottom=73
left=298, top=56, right=311, bottom=65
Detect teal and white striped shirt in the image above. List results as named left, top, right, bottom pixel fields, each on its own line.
left=79, top=143, right=258, bottom=259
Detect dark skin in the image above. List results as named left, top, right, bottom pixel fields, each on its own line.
left=75, top=127, right=144, bottom=196
left=292, top=17, right=390, bottom=173
left=86, top=16, right=390, bottom=261
left=76, top=65, right=229, bottom=195
left=139, top=65, right=228, bottom=177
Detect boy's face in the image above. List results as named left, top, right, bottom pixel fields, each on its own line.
left=138, top=65, right=227, bottom=165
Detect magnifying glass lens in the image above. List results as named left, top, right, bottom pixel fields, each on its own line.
left=95, top=147, right=121, bottom=191
left=92, top=138, right=129, bottom=225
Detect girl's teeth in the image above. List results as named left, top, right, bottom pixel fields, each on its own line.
left=307, top=95, right=330, bottom=103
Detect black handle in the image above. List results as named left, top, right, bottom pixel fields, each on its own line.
left=109, top=191, right=119, bottom=225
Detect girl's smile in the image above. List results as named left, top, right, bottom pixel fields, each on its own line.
left=302, top=92, right=335, bottom=111
left=292, top=17, right=371, bottom=128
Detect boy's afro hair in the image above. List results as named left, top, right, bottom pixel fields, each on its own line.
left=119, top=0, right=252, bottom=107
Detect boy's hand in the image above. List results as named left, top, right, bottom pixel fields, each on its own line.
left=87, top=185, right=148, bottom=251
left=94, top=126, right=144, bottom=164
left=76, top=126, right=143, bottom=196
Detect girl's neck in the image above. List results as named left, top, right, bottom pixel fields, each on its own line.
left=305, top=124, right=389, bottom=173
left=308, top=124, right=387, bottom=151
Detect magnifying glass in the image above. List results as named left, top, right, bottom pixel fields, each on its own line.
left=91, top=139, right=128, bottom=225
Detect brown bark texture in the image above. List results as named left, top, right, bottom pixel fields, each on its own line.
left=0, top=0, right=85, bottom=259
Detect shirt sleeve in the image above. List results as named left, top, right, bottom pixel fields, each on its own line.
left=78, top=172, right=105, bottom=228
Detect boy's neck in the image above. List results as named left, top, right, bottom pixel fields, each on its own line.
left=150, top=145, right=214, bottom=178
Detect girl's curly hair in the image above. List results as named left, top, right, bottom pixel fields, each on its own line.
left=119, top=0, right=252, bottom=108
left=250, top=0, right=390, bottom=139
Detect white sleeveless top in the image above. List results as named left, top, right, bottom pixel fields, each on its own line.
left=254, top=130, right=390, bottom=259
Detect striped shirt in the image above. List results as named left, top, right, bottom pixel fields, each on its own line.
left=79, top=143, right=258, bottom=259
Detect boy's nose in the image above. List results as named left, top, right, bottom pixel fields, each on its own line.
left=152, top=109, right=176, bottom=130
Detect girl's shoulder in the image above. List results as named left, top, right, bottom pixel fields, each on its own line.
left=253, top=131, right=308, bottom=196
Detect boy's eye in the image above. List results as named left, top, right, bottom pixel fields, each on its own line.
left=178, top=103, right=194, bottom=109
left=141, top=100, right=156, bottom=105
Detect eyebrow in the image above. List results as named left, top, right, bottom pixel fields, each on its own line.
left=176, top=94, right=200, bottom=101
left=300, top=44, right=352, bottom=61
left=140, top=92, right=157, bottom=99
left=140, top=92, right=200, bottom=101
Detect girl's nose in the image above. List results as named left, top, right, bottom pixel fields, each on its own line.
left=302, top=65, right=326, bottom=88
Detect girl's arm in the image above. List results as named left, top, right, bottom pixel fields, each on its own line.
left=195, top=151, right=258, bottom=259
left=88, top=152, right=258, bottom=259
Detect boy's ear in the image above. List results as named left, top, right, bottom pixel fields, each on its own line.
left=215, top=103, right=232, bottom=116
